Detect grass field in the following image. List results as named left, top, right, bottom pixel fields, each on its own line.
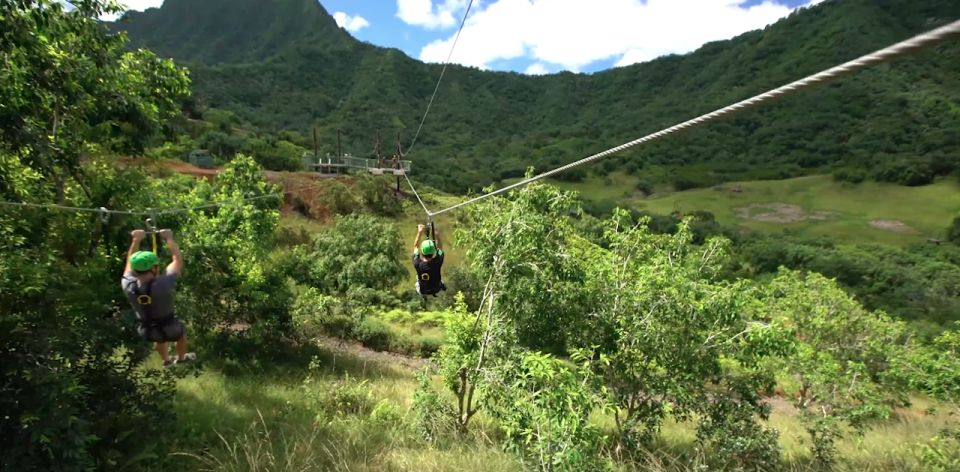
left=147, top=342, right=953, bottom=472
left=531, top=174, right=960, bottom=246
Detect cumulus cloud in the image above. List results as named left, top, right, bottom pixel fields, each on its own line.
left=524, top=62, right=549, bottom=75
left=397, top=0, right=469, bottom=29
left=96, top=0, right=163, bottom=20
left=333, top=11, right=371, bottom=32
left=418, top=0, right=817, bottom=71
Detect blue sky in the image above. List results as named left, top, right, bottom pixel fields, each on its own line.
left=112, top=0, right=824, bottom=74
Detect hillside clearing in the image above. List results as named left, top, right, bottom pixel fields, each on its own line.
left=540, top=174, right=960, bottom=246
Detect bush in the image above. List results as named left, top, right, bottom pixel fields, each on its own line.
left=555, top=168, right=586, bottom=182
left=304, top=214, right=406, bottom=294
left=635, top=179, right=654, bottom=195
left=355, top=318, right=393, bottom=351
left=417, top=336, right=443, bottom=358
left=874, top=159, right=934, bottom=186
left=832, top=167, right=866, bottom=183
left=412, top=370, right=455, bottom=441
left=948, top=216, right=960, bottom=244
left=673, top=177, right=703, bottom=191
left=303, top=368, right=374, bottom=417
left=370, top=400, right=405, bottom=429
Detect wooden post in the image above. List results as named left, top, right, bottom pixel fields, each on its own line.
left=336, top=128, right=343, bottom=159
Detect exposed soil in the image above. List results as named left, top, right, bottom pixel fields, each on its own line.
left=869, top=219, right=918, bottom=234
left=736, top=203, right=837, bottom=224
left=313, top=335, right=428, bottom=371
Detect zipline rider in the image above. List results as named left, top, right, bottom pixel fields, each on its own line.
left=412, top=223, right=446, bottom=297
left=122, top=229, right=195, bottom=368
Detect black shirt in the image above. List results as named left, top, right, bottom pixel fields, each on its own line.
left=413, top=249, right=444, bottom=293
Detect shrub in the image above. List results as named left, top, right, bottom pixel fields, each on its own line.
left=874, top=159, right=934, bottom=186
left=370, top=400, right=405, bottom=429
left=412, top=370, right=455, bottom=441
left=304, top=371, right=374, bottom=417
left=304, top=214, right=406, bottom=295
left=355, top=318, right=393, bottom=352
left=948, top=216, right=960, bottom=244
left=832, top=167, right=866, bottom=183
left=555, top=168, right=586, bottom=182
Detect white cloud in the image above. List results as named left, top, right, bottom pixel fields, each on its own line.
left=97, top=0, right=163, bottom=20
left=333, top=11, right=371, bottom=32
left=418, top=0, right=817, bottom=71
left=524, top=62, right=549, bottom=75
left=397, top=0, right=469, bottom=29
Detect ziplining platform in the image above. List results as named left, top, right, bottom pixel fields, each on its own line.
left=303, top=153, right=412, bottom=176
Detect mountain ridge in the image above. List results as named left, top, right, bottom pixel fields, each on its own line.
left=118, top=0, right=960, bottom=192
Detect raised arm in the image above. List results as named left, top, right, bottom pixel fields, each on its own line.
left=125, top=230, right=146, bottom=274
left=433, top=225, right=441, bottom=250
left=413, top=224, right=426, bottom=254
left=159, top=229, right=183, bottom=276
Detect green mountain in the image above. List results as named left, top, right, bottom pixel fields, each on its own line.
left=117, top=0, right=960, bottom=192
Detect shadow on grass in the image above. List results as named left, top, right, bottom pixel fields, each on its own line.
left=197, top=331, right=414, bottom=382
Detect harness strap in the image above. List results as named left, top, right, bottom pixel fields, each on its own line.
left=133, top=278, right=156, bottom=323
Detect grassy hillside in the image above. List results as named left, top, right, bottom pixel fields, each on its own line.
left=534, top=174, right=960, bottom=245
left=151, top=340, right=954, bottom=471
left=636, top=175, right=960, bottom=245
left=118, top=0, right=960, bottom=193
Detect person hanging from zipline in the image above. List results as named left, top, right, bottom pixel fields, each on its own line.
left=122, top=228, right=195, bottom=368
left=412, top=222, right=446, bottom=297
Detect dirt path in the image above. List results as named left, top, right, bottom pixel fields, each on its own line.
left=313, top=335, right=428, bottom=371
left=735, top=203, right=837, bottom=223
left=869, top=219, right=918, bottom=234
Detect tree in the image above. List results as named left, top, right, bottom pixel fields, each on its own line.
left=175, top=155, right=289, bottom=337
left=300, top=214, right=406, bottom=295
left=0, top=2, right=190, bottom=469
left=759, top=270, right=912, bottom=468
left=577, top=211, right=790, bottom=469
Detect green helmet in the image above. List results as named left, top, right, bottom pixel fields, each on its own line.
left=420, top=240, right=437, bottom=257
left=130, top=251, right=159, bottom=272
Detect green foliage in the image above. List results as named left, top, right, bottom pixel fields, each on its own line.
left=759, top=270, right=913, bottom=468
left=355, top=174, right=402, bottom=216
left=433, top=293, right=485, bottom=432
left=832, top=167, right=866, bottom=184
left=355, top=317, right=392, bottom=352
left=736, top=235, right=960, bottom=330
left=458, top=175, right=587, bottom=354
left=577, top=212, right=790, bottom=463
left=302, top=359, right=375, bottom=418
left=176, top=155, right=289, bottom=336
left=0, top=1, right=193, bottom=469
left=322, top=180, right=359, bottom=216
left=873, top=158, right=935, bottom=186
left=242, top=137, right=305, bottom=172
left=696, top=400, right=781, bottom=472
left=412, top=370, right=455, bottom=442
left=119, top=0, right=960, bottom=191
left=488, top=352, right=610, bottom=472
left=948, top=216, right=960, bottom=244
left=291, top=287, right=344, bottom=339
left=919, top=427, right=960, bottom=472
left=300, top=214, right=405, bottom=295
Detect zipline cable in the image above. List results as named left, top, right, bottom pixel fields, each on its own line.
left=402, top=168, right=433, bottom=217
left=0, top=193, right=282, bottom=217
left=428, top=18, right=960, bottom=217
left=406, top=0, right=476, bottom=158
left=403, top=0, right=476, bottom=216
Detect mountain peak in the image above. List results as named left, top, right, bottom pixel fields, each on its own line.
left=117, top=0, right=352, bottom=64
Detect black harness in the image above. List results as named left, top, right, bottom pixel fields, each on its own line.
left=132, top=278, right=172, bottom=327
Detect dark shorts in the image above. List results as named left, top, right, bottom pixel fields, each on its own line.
left=137, top=317, right=185, bottom=343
